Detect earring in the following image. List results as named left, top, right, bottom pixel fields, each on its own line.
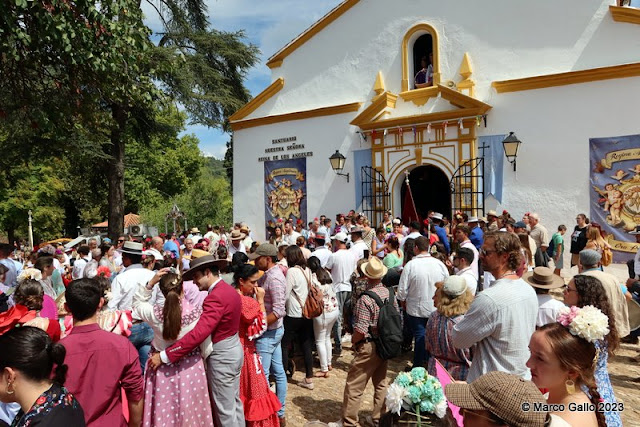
left=565, top=380, right=575, bottom=394
left=6, top=381, right=14, bottom=395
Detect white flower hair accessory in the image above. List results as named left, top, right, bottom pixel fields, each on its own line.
left=556, top=305, right=609, bottom=343
left=17, top=268, right=42, bottom=283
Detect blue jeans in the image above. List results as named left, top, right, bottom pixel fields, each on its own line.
left=128, top=322, right=154, bottom=373
left=255, top=327, right=287, bottom=417
left=407, top=314, right=428, bottom=367
left=332, top=291, right=351, bottom=351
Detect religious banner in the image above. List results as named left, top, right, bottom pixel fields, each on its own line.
left=589, top=134, right=640, bottom=263
left=264, top=158, right=307, bottom=234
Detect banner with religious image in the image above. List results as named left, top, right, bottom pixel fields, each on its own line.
left=264, top=158, right=307, bottom=235
left=589, top=134, right=640, bottom=262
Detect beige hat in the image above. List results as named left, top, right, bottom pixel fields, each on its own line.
left=361, top=257, right=388, bottom=280
left=190, top=227, right=201, bottom=234
left=487, top=210, right=498, bottom=218
left=443, top=276, right=468, bottom=297
left=522, top=266, right=564, bottom=289
left=229, top=230, right=246, bottom=241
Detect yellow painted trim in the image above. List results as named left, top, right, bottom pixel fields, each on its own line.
left=230, top=102, right=362, bottom=131
left=399, top=86, right=439, bottom=106
left=437, top=84, right=490, bottom=112
left=350, top=92, right=397, bottom=126
left=401, top=23, right=441, bottom=92
left=357, top=107, right=484, bottom=131
left=228, top=78, right=284, bottom=122
left=265, top=0, right=360, bottom=69
left=373, top=71, right=385, bottom=96
left=459, top=53, right=472, bottom=79
left=609, top=5, right=640, bottom=24
left=492, top=62, right=640, bottom=93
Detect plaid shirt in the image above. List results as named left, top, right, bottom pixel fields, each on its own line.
left=258, top=265, right=286, bottom=330
left=353, top=282, right=398, bottom=339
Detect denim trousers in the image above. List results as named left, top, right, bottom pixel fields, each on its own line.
left=332, top=291, right=351, bottom=351
left=255, top=326, right=287, bottom=417
left=128, top=322, right=154, bottom=373
left=407, top=314, right=429, bottom=367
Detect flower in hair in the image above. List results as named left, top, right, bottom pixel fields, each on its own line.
left=96, top=266, right=112, bottom=279
left=18, top=268, right=42, bottom=283
left=557, top=305, right=609, bottom=343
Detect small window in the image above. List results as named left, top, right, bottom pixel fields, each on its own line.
left=412, top=34, right=433, bottom=89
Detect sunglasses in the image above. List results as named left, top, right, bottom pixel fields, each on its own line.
left=562, top=285, right=578, bottom=293
left=479, top=248, right=497, bottom=256
left=118, top=240, right=125, bottom=243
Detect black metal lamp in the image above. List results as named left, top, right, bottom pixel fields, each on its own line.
left=329, top=150, right=350, bottom=182
left=502, top=132, right=522, bottom=171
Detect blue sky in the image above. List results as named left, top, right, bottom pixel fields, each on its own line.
left=142, top=0, right=342, bottom=159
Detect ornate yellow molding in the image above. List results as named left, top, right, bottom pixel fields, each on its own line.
left=609, top=5, right=640, bottom=24
left=350, top=92, right=397, bottom=126
left=457, top=53, right=475, bottom=97
left=357, top=107, right=485, bottom=131
left=399, top=86, right=439, bottom=106
left=265, top=0, right=360, bottom=69
left=230, top=102, right=362, bottom=131
left=492, top=62, right=640, bottom=93
left=229, top=78, right=284, bottom=122
left=401, top=23, right=441, bottom=92
left=373, top=71, right=385, bottom=96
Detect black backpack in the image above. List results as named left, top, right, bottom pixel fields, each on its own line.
left=362, top=287, right=403, bottom=360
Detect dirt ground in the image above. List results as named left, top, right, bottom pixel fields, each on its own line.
left=284, top=263, right=640, bottom=426
left=284, top=340, right=640, bottom=426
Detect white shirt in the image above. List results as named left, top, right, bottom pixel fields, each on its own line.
left=325, top=249, right=357, bottom=293
left=452, top=277, right=538, bottom=382
left=312, top=246, right=331, bottom=268
left=536, top=294, right=565, bottom=327
left=349, top=239, right=368, bottom=261
left=283, top=231, right=301, bottom=246
left=108, top=264, right=155, bottom=319
left=397, top=253, right=449, bottom=318
left=228, top=242, right=246, bottom=258
left=71, top=257, right=89, bottom=280
left=456, top=266, right=477, bottom=295
left=460, top=240, right=479, bottom=280
left=285, top=266, right=316, bottom=318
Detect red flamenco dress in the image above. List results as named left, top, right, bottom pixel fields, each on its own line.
left=239, top=295, right=282, bottom=427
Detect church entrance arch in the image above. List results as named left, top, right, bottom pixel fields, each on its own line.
left=400, top=165, right=451, bottom=221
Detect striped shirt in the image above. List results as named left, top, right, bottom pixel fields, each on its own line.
left=258, top=265, right=286, bottom=330
left=452, top=277, right=538, bottom=382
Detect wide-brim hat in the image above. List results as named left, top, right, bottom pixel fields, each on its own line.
left=522, top=266, right=564, bottom=289
left=487, top=210, right=498, bottom=217
left=445, top=372, right=547, bottom=427
left=479, top=217, right=487, bottom=223
left=118, top=241, right=144, bottom=255
left=467, top=216, right=478, bottom=223
left=362, top=257, right=388, bottom=280
left=431, top=212, right=443, bottom=221
left=229, top=230, right=247, bottom=241
left=240, top=226, right=250, bottom=234
left=183, top=255, right=224, bottom=281
left=144, top=248, right=163, bottom=261
left=629, top=225, right=640, bottom=235
left=190, top=227, right=201, bottom=234
left=350, top=226, right=364, bottom=234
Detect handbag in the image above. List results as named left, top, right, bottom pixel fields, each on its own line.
left=292, top=267, right=324, bottom=319
left=601, top=246, right=613, bottom=266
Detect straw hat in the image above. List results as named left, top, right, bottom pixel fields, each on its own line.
left=522, top=266, right=564, bottom=289
left=229, top=230, right=247, bottom=241
left=190, top=227, right=201, bottom=234
left=362, top=257, right=388, bottom=280
left=487, top=210, right=498, bottom=218
left=118, top=241, right=143, bottom=255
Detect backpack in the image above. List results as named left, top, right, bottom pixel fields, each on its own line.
left=362, top=287, right=403, bottom=360
left=546, top=237, right=556, bottom=258
left=292, top=267, right=324, bottom=319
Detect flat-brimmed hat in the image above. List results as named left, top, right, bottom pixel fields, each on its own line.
left=229, top=230, right=246, bottom=241
left=350, top=226, right=364, bottom=234
left=240, top=225, right=250, bottom=234
left=487, top=210, right=498, bottom=218
left=467, top=216, right=478, bottom=223
left=522, top=266, right=564, bottom=289
left=479, top=217, right=487, bottom=223
left=431, top=212, right=443, bottom=221
left=629, top=225, right=640, bottom=235
left=189, top=249, right=210, bottom=260
left=362, top=257, right=388, bottom=280
left=190, top=227, right=201, bottom=234
left=118, top=241, right=144, bottom=255
left=144, top=248, right=163, bottom=261
left=445, top=372, right=547, bottom=427
left=248, top=243, right=278, bottom=260
left=183, top=255, right=223, bottom=281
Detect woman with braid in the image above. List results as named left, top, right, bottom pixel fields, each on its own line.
left=133, top=270, right=213, bottom=426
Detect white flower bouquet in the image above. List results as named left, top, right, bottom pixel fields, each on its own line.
left=556, top=305, right=609, bottom=343
left=17, top=268, right=42, bottom=283
left=384, top=367, right=447, bottom=426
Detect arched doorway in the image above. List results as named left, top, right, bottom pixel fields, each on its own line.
left=401, top=165, right=451, bottom=221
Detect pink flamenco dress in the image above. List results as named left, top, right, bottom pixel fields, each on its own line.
left=239, top=295, right=282, bottom=427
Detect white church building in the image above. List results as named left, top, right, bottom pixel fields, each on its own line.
left=231, top=0, right=640, bottom=259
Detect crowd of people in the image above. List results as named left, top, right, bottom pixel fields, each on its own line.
left=0, top=208, right=638, bottom=427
